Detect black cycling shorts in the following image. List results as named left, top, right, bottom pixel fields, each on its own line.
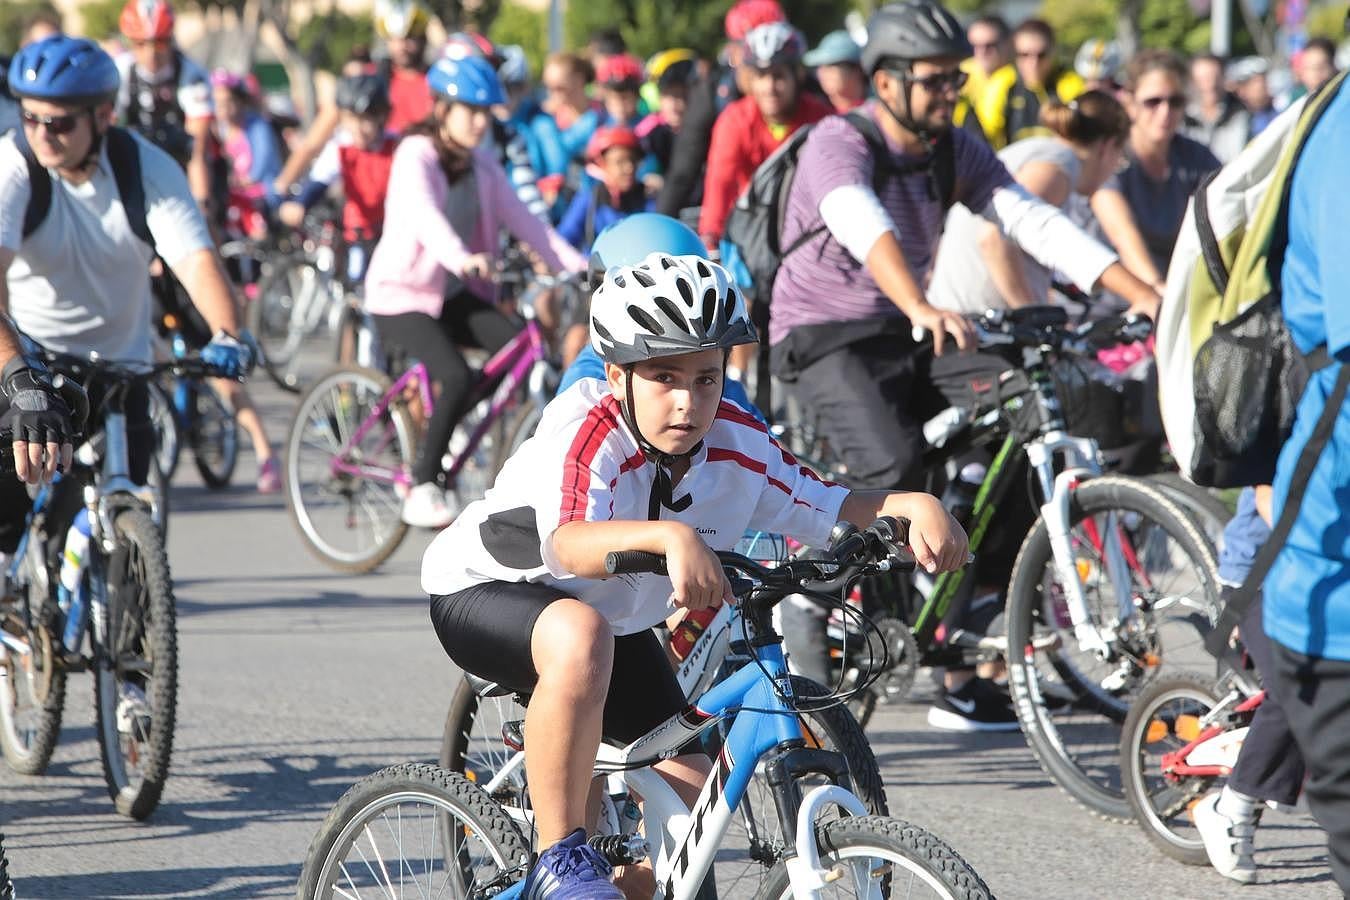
left=431, top=581, right=688, bottom=744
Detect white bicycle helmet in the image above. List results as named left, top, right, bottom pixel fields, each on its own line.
left=1075, top=38, right=1122, bottom=82
left=590, top=253, right=758, bottom=366
left=743, top=22, right=807, bottom=69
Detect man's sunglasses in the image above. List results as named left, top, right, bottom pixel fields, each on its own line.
left=899, top=70, right=968, bottom=93
left=1138, top=94, right=1186, bottom=110
left=21, top=110, right=82, bottom=136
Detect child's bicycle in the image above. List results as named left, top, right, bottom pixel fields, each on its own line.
left=296, top=517, right=994, bottom=900
left=283, top=269, right=577, bottom=573
left=437, top=531, right=891, bottom=897
left=1118, top=667, right=1264, bottom=864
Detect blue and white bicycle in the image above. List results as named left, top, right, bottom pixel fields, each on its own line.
left=297, top=518, right=994, bottom=900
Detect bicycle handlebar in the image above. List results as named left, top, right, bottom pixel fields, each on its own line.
left=604, top=516, right=915, bottom=598
left=912, top=309, right=1153, bottom=357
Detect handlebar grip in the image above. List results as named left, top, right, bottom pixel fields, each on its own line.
left=605, top=550, right=668, bottom=576
left=869, top=516, right=910, bottom=546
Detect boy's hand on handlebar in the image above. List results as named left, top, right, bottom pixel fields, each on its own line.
left=903, top=494, right=969, bottom=575
left=463, top=253, right=493, bottom=280
left=666, top=524, right=734, bottom=612
left=910, top=305, right=975, bottom=356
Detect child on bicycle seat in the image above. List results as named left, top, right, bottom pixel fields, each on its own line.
left=421, top=252, right=969, bottom=900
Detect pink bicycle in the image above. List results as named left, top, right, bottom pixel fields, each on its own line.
left=283, top=272, right=576, bottom=573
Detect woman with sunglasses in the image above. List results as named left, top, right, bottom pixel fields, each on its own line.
left=364, top=56, right=585, bottom=529
left=1090, top=49, right=1220, bottom=288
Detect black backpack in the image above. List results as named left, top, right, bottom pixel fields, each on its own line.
left=723, top=110, right=957, bottom=302
left=18, top=127, right=213, bottom=347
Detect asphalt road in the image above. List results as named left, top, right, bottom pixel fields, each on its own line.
left=0, top=378, right=1338, bottom=899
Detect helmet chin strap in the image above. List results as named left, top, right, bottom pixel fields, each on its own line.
left=879, top=65, right=938, bottom=148
left=621, top=367, right=704, bottom=520
left=78, top=112, right=107, bottom=172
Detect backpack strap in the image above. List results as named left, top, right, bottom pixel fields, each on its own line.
left=1205, top=362, right=1350, bottom=658
left=104, top=127, right=155, bottom=250
left=16, top=128, right=53, bottom=240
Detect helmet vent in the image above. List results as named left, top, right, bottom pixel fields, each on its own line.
left=659, top=255, right=677, bottom=269
left=593, top=320, right=615, bottom=343
left=675, top=278, right=695, bottom=307
left=613, top=274, right=627, bottom=288
left=631, top=268, right=656, bottom=288
left=627, top=305, right=665, bottom=336
left=701, top=288, right=718, bottom=333
left=695, top=260, right=712, bottom=279
left=655, top=297, right=690, bottom=332
left=724, top=290, right=738, bottom=325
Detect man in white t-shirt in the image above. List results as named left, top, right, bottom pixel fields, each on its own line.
left=0, top=36, right=252, bottom=555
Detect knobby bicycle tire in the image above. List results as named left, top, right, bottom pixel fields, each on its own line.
left=754, top=816, right=994, bottom=900
left=284, top=365, right=415, bottom=574
left=93, top=507, right=178, bottom=819
left=0, top=831, right=13, bottom=900
left=1005, top=476, right=1221, bottom=823
left=296, top=762, right=531, bottom=900
left=1120, top=673, right=1223, bottom=864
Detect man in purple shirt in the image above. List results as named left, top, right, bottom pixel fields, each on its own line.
left=770, top=0, right=1160, bottom=730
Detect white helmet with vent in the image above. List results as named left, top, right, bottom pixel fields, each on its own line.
left=590, top=253, right=758, bottom=366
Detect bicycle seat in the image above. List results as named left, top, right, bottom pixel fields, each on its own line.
left=465, top=672, right=513, bottom=699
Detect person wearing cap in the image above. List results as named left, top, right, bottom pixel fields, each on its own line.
left=805, top=30, right=867, bottom=112
left=656, top=0, right=787, bottom=217
left=635, top=50, right=696, bottom=180
left=1231, top=56, right=1278, bottom=135
left=1074, top=38, right=1123, bottom=94
left=978, top=18, right=1084, bottom=149
left=557, top=125, right=652, bottom=255
left=595, top=53, right=645, bottom=130
left=1183, top=53, right=1251, bottom=164
left=697, top=22, right=831, bottom=248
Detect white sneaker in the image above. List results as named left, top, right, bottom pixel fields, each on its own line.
left=401, top=483, right=458, bottom=528
left=1193, top=791, right=1258, bottom=883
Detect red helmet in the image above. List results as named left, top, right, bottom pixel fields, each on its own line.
left=443, top=31, right=501, bottom=67
left=120, top=0, right=175, bottom=41
left=586, top=125, right=640, bottom=163
left=595, top=53, right=644, bottom=89
left=724, top=0, right=786, bottom=42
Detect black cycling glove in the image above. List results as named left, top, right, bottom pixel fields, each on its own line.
left=0, top=358, right=76, bottom=449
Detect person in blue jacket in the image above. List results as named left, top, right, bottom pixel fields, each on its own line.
left=557, top=213, right=760, bottom=421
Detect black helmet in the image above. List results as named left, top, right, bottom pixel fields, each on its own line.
left=335, top=73, right=390, bottom=116
left=861, top=1, right=972, bottom=75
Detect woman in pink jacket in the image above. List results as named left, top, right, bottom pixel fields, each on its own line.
left=365, top=56, right=586, bottom=528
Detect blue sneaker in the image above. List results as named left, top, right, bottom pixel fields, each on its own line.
left=523, top=829, right=624, bottom=900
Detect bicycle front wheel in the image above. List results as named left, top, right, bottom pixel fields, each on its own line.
left=296, top=763, right=531, bottom=900
left=1120, top=673, right=1223, bottom=864
left=188, top=381, right=239, bottom=490
left=285, top=366, right=414, bottom=573
left=249, top=255, right=327, bottom=393
left=92, top=507, right=177, bottom=819
left=1005, top=476, right=1222, bottom=822
left=757, top=816, right=994, bottom=900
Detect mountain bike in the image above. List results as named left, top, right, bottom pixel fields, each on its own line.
left=0, top=831, right=12, bottom=900
left=0, top=351, right=204, bottom=819
left=284, top=273, right=576, bottom=573
left=1119, top=668, right=1263, bottom=863
left=439, top=531, right=890, bottom=897
left=297, top=517, right=994, bottom=900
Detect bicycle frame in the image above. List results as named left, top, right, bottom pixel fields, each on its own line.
left=329, top=318, right=552, bottom=489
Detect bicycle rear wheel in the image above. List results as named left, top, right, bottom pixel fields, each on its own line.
left=296, top=763, right=531, bottom=900
left=285, top=365, right=414, bottom=573
left=1005, top=476, right=1222, bottom=822
left=188, top=380, right=239, bottom=490
left=0, top=831, right=12, bottom=900
left=756, top=816, right=993, bottom=900
left=92, top=507, right=177, bottom=819
left=1144, top=473, right=1230, bottom=548
left=0, top=561, right=65, bottom=776
left=1120, top=673, right=1224, bottom=864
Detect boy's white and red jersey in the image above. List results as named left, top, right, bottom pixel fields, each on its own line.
left=422, top=378, right=850, bottom=634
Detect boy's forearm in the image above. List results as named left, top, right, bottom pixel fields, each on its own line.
left=551, top=520, right=693, bottom=578
left=839, top=490, right=929, bottom=529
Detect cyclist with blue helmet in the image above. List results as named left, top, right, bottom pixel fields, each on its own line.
left=0, top=36, right=255, bottom=545
left=364, top=55, right=585, bottom=529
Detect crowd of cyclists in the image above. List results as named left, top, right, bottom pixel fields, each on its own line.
left=4, top=0, right=1350, bottom=895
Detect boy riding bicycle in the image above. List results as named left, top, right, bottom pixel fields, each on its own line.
left=421, top=252, right=968, bottom=900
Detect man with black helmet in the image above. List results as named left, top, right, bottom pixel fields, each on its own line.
left=770, top=1, right=1160, bottom=730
